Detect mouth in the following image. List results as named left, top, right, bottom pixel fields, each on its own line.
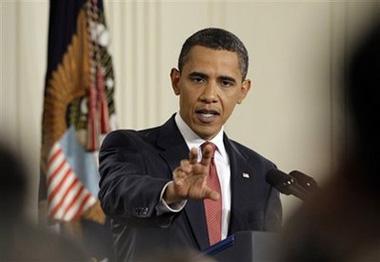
left=194, top=108, right=220, bottom=123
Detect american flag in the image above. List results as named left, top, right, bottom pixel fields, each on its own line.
left=40, top=0, right=116, bottom=224
left=47, top=143, right=96, bottom=221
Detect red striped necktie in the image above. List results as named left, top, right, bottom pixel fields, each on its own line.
left=202, top=142, right=222, bottom=245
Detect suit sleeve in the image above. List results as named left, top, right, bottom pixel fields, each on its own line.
left=98, top=130, right=174, bottom=226
left=261, top=161, right=282, bottom=231
left=264, top=185, right=282, bottom=231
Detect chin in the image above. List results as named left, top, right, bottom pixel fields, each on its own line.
left=195, top=127, right=219, bottom=140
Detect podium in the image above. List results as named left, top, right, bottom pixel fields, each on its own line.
left=203, top=231, right=280, bottom=262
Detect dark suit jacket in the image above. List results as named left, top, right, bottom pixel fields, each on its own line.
left=98, top=116, right=282, bottom=262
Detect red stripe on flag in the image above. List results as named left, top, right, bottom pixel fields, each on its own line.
left=61, top=185, right=85, bottom=219
left=47, top=168, right=73, bottom=203
left=47, top=147, right=62, bottom=167
left=47, top=159, right=66, bottom=186
left=49, top=178, right=80, bottom=218
left=73, top=193, right=92, bottom=221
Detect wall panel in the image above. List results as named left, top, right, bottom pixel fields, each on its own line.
left=0, top=1, right=48, bottom=221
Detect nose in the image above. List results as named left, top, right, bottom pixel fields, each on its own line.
left=199, top=81, right=218, bottom=103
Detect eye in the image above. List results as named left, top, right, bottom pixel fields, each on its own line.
left=190, top=76, right=205, bottom=84
left=220, top=79, right=235, bottom=88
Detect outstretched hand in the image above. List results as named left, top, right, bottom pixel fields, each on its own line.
left=164, top=144, right=220, bottom=204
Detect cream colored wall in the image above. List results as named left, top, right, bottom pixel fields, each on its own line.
left=1, top=1, right=48, bottom=221
left=1, top=1, right=378, bottom=222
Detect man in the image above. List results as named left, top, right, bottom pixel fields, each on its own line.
left=99, top=28, right=282, bottom=261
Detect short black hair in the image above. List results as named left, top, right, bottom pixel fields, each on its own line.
left=348, top=22, right=380, bottom=134
left=0, top=144, right=26, bottom=218
left=178, top=28, right=249, bottom=80
left=346, top=21, right=380, bottom=185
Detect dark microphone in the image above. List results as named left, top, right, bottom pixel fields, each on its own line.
left=266, top=169, right=308, bottom=200
left=289, top=170, right=319, bottom=193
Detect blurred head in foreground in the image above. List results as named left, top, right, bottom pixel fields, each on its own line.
left=0, top=142, right=90, bottom=261
left=347, top=21, right=380, bottom=187
left=140, top=248, right=216, bottom=262
left=281, top=21, right=380, bottom=262
left=0, top=143, right=26, bottom=221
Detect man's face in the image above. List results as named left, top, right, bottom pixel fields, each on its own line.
left=171, top=45, right=251, bottom=140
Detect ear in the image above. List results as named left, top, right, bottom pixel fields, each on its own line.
left=237, top=79, right=252, bottom=104
left=170, top=68, right=181, bottom=95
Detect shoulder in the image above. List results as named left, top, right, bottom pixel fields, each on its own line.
left=101, top=126, right=161, bottom=150
left=101, top=116, right=178, bottom=150
left=228, top=139, right=276, bottom=169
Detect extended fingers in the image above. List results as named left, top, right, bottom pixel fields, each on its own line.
left=200, top=144, right=213, bottom=166
left=189, top=147, right=198, bottom=165
left=188, top=147, right=210, bottom=176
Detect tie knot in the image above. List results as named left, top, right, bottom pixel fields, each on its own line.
left=201, top=142, right=217, bottom=158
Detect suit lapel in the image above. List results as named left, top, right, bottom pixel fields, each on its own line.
left=156, top=116, right=189, bottom=173
left=224, top=135, right=258, bottom=234
left=157, top=116, right=209, bottom=250
left=184, top=200, right=209, bottom=250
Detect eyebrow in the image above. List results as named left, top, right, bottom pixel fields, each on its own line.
left=188, top=71, right=208, bottom=79
left=188, top=71, right=238, bottom=83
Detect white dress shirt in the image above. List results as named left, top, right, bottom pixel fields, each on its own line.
left=157, top=113, right=231, bottom=240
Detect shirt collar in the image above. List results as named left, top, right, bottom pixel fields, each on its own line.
left=175, top=112, right=228, bottom=161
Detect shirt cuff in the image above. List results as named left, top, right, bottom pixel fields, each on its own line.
left=156, top=181, right=187, bottom=215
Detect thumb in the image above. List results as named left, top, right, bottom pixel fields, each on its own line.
left=204, top=188, right=220, bottom=201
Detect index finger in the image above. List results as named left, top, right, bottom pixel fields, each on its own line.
left=189, top=147, right=198, bottom=165
left=200, top=144, right=212, bottom=166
